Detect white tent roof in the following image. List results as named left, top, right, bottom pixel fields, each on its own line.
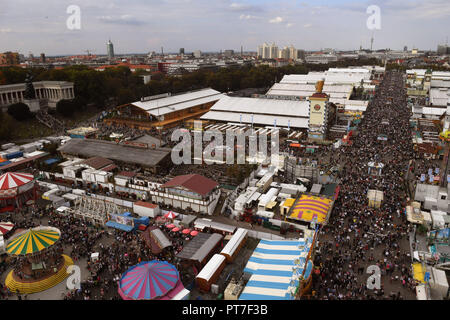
left=267, top=83, right=353, bottom=99
left=131, top=88, right=224, bottom=117
left=200, top=96, right=310, bottom=129
left=221, top=228, right=248, bottom=258
left=430, top=88, right=449, bottom=107
left=195, top=254, right=225, bottom=282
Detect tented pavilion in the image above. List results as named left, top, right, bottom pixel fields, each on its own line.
left=0, top=172, right=37, bottom=213
left=4, top=226, right=73, bottom=293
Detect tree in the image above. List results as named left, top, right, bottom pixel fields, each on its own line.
left=56, top=99, right=76, bottom=117
left=72, top=96, right=87, bottom=111
left=117, top=88, right=135, bottom=105
left=0, top=111, right=13, bottom=140
left=7, top=102, right=32, bottom=121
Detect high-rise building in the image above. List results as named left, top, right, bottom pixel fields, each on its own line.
left=107, top=39, right=114, bottom=59
left=224, top=50, right=234, bottom=57
left=194, top=50, right=202, bottom=58
left=404, top=46, right=408, bottom=52
left=179, top=48, right=185, bottom=55
left=437, top=44, right=450, bottom=55
left=289, top=45, right=298, bottom=60
left=40, top=53, right=46, bottom=63
left=279, top=47, right=290, bottom=59
left=269, top=43, right=278, bottom=59
left=257, top=43, right=271, bottom=59
left=297, top=49, right=306, bottom=60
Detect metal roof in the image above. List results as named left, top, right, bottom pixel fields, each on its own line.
left=195, top=254, right=226, bottom=281
left=430, top=88, right=449, bottom=106
left=431, top=80, right=450, bottom=88
left=280, top=72, right=369, bottom=85
left=201, top=111, right=309, bottom=129
left=176, top=232, right=223, bottom=263
left=131, top=88, right=224, bottom=117
left=205, top=96, right=310, bottom=117
left=267, top=83, right=353, bottom=99
left=58, top=139, right=171, bottom=168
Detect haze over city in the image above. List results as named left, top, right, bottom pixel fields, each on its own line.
left=1, top=0, right=450, bottom=55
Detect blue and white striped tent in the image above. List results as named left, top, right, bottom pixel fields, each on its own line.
left=239, top=237, right=314, bottom=300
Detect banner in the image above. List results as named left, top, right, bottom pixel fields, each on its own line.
left=109, top=213, right=134, bottom=227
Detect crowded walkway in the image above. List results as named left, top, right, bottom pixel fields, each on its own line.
left=311, top=71, right=416, bottom=300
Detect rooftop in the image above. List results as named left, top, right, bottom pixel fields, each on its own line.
left=58, top=139, right=171, bottom=168
left=130, top=88, right=225, bottom=117
left=81, top=157, right=114, bottom=170
left=161, top=174, right=218, bottom=197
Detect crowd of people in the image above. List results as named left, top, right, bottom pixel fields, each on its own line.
left=309, top=71, right=417, bottom=300
left=0, top=200, right=195, bottom=300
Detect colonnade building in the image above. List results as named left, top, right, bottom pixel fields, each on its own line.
left=0, top=81, right=75, bottom=112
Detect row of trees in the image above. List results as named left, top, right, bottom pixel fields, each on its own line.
left=0, top=58, right=382, bottom=111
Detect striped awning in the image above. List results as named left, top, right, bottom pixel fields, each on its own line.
left=6, top=227, right=61, bottom=255
left=289, top=195, right=332, bottom=224
left=0, top=172, right=34, bottom=190
left=0, top=222, right=14, bottom=235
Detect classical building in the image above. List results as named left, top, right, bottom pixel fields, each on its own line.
left=0, top=81, right=75, bottom=111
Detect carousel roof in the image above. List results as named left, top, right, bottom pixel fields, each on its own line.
left=0, top=172, right=34, bottom=191
left=0, top=222, right=14, bottom=235
left=6, top=226, right=61, bottom=255
left=118, top=261, right=179, bottom=300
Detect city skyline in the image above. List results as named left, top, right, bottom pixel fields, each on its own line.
left=0, top=0, right=449, bottom=55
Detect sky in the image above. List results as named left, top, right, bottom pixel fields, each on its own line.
left=0, top=0, right=449, bottom=56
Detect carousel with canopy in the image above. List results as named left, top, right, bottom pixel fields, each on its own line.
left=0, top=172, right=37, bottom=213
left=4, top=226, right=74, bottom=294
left=118, top=260, right=186, bottom=300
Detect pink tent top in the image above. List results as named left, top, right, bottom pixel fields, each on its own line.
left=190, top=231, right=198, bottom=236
left=0, top=172, right=34, bottom=190
left=166, top=224, right=175, bottom=229
left=154, top=279, right=186, bottom=300
left=182, top=229, right=191, bottom=234
left=172, top=227, right=180, bottom=232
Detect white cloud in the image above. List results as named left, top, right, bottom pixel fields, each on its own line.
left=0, top=28, right=12, bottom=33
left=97, top=14, right=145, bottom=26
left=240, top=14, right=257, bottom=20
left=230, top=3, right=245, bottom=9
left=269, top=16, right=284, bottom=24
left=304, top=23, right=312, bottom=28
left=230, top=2, right=261, bottom=12
left=286, top=23, right=294, bottom=28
